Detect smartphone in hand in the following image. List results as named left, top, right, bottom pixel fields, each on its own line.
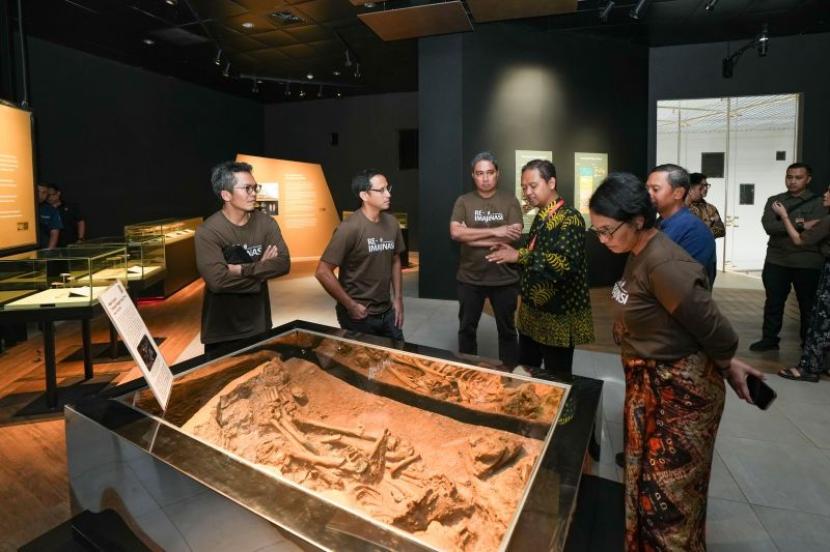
left=746, top=373, right=776, bottom=410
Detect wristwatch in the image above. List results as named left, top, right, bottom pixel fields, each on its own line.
left=795, top=221, right=805, bottom=232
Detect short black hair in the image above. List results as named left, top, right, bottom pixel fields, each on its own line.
left=650, top=163, right=690, bottom=195
left=521, top=159, right=557, bottom=182
left=351, top=168, right=384, bottom=197
left=470, top=151, right=499, bottom=172
left=787, top=162, right=812, bottom=176
left=689, top=173, right=707, bottom=186
left=589, top=172, right=657, bottom=229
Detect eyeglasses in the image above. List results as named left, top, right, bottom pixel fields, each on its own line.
left=234, top=184, right=262, bottom=195
left=589, top=221, right=626, bottom=239
left=367, top=185, right=392, bottom=194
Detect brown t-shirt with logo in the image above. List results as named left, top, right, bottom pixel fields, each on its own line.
left=451, top=189, right=522, bottom=286
left=321, top=210, right=405, bottom=314
left=611, top=231, right=738, bottom=366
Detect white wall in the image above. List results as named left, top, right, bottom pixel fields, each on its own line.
left=656, top=127, right=797, bottom=271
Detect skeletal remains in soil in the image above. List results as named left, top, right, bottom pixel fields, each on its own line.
left=321, top=341, right=560, bottom=420
left=204, top=358, right=531, bottom=542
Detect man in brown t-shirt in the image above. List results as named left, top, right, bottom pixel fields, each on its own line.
left=316, top=169, right=405, bottom=339
left=195, top=161, right=291, bottom=353
left=450, top=152, right=523, bottom=363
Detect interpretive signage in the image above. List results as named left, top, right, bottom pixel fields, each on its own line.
left=0, top=103, right=37, bottom=252
left=574, top=152, right=608, bottom=221
left=100, top=282, right=172, bottom=409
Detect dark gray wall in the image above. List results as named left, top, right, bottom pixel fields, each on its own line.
left=649, top=32, right=830, bottom=192
left=419, top=25, right=648, bottom=299
left=263, top=92, right=419, bottom=250
left=27, top=37, right=264, bottom=237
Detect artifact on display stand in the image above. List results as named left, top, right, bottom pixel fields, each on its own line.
left=66, top=321, right=602, bottom=551
left=0, top=245, right=127, bottom=310
left=124, top=217, right=202, bottom=297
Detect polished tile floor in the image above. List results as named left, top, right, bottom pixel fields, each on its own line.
left=171, top=267, right=830, bottom=552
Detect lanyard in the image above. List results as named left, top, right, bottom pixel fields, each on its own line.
left=528, top=198, right=565, bottom=252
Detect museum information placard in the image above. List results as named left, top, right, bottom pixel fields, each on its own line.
left=0, top=103, right=37, bottom=251
left=101, top=282, right=172, bottom=409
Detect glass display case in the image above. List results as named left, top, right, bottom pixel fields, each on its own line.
left=0, top=245, right=127, bottom=310
left=66, top=321, right=602, bottom=552
left=72, top=235, right=166, bottom=284
left=124, top=216, right=201, bottom=245
left=124, top=217, right=202, bottom=297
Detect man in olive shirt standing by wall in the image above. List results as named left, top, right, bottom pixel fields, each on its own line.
left=195, top=161, right=291, bottom=352
left=450, top=152, right=523, bottom=364
left=751, top=162, right=827, bottom=351
left=316, top=169, right=405, bottom=339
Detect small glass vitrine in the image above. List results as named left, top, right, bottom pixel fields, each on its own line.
left=72, top=236, right=165, bottom=283
left=0, top=245, right=127, bottom=309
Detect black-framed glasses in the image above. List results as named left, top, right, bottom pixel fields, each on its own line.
left=234, top=184, right=262, bottom=195
left=368, top=185, right=392, bottom=194
left=589, top=221, right=626, bottom=239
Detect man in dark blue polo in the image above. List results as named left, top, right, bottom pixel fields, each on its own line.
left=647, top=164, right=717, bottom=285
left=37, top=183, right=62, bottom=249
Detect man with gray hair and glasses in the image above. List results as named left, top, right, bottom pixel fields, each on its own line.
left=450, top=151, right=523, bottom=363
left=195, top=160, right=291, bottom=353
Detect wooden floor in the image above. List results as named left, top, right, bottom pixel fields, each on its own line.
left=0, top=267, right=803, bottom=550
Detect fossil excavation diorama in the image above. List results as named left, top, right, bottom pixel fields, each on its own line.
left=165, top=332, right=569, bottom=551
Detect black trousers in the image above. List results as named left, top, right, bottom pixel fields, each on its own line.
left=761, top=261, right=821, bottom=343
left=336, top=305, right=404, bottom=341
left=519, top=333, right=575, bottom=376
left=457, top=282, right=519, bottom=364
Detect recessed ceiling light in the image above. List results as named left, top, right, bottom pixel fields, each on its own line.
left=242, top=22, right=254, bottom=29
left=165, top=0, right=177, bottom=5
left=332, top=70, right=341, bottom=76
left=306, top=73, right=314, bottom=80
left=143, top=38, right=155, bottom=45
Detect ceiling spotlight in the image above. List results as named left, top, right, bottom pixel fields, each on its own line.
left=213, top=48, right=223, bottom=66
left=704, top=0, right=719, bottom=13
left=165, top=0, right=177, bottom=5
left=306, top=72, right=314, bottom=80
left=252, top=79, right=259, bottom=94
left=284, top=83, right=292, bottom=96
left=599, top=1, right=614, bottom=22
left=317, top=85, right=323, bottom=98
left=354, top=62, right=361, bottom=79
left=629, top=0, right=649, bottom=20
left=222, top=62, right=231, bottom=78
left=344, top=49, right=353, bottom=67
left=336, top=90, right=342, bottom=98
left=242, top=22, right=254, bottom=29
left=757, top=23, right=769, bottom=57
left=142, top=38, right=155, bottom=45
left=299, top=88, right=306, bottom=98
left=332, top=70, right=341, bottom=76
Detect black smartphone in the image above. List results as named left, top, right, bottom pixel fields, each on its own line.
left=746, top=374, right=776, bottom=410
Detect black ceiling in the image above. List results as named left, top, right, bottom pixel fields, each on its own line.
left=17, top=0, right=830, bottom=103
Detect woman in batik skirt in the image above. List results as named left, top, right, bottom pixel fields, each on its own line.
left=589, top=172, right=762, bottom=551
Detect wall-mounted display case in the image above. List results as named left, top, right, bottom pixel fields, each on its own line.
left=0, top=246, right=127, bottom=310
left=124, top=217, right=202, bottom=297
left=72, top=236, right=166, bottom=287
left=66, top=321, right=602, bottom=552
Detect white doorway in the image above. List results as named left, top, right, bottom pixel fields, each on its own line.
left=656, top=94, right=800, bottom=273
